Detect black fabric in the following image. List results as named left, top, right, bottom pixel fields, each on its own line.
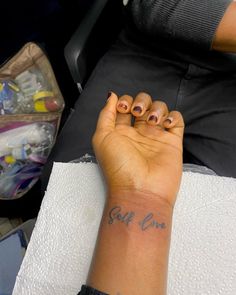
left=128, top=0, right=231, bottom=50
left=79, top=285, right=108, bottom=295
left=41, top=27, right=236, bottom=192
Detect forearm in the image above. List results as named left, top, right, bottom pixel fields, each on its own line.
left=87, top=193, right=173, bottom=295
left=128, top=0, right=232, bottom=50
left=212, top=1, right=236, bottom=52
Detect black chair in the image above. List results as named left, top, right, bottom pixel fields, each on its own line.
left=64, top=0, right=124, bottom=92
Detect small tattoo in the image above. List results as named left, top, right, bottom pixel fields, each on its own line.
left=108, top=205, right=166, bottom=232
left=139, top=213, right=166, bottom=231
left=108, top=206, right=135, bottom=226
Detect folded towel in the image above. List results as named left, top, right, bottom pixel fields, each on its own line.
left=13, top=162, right=236, bottom=295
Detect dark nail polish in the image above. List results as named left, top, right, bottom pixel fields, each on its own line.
left=133, top=106, right=142, bottom=114
left=148, top=115, right=158, bottom=123
left=107, top=91, right=112, bottom=100
left=165, top=117, right=173, bottom=124
left=118, top=103, right=128, bottom=110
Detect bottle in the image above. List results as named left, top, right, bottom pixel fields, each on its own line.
left=0, top=122, right=56, bottom=198
left=0, top=122, right=55, bottom=159
left=15, top=68, right=51, bottom=97
left=0, top=80, right=23, bottom=114
left=34, top=97, right=61, bottom=112
left=15, top=67, right=61, bottom=113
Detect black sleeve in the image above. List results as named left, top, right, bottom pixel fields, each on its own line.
left=79, top=285, right=108, bottom=295
left=128, top=0, right=232, bottom=49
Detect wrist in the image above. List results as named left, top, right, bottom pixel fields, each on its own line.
left=103, top=191, right=174, bottom=236
left=107, top=189, right=174, bottom=214
left=88, top=191, right=173, bottom=294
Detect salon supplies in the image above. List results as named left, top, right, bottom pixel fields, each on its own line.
left=0, top=43, right=65, bottom=199
left=15, top=69, right=51, bottom=97
left=34, top=96, right=61, bottom=113
left=0, top=123, right=55, bottom=157
left=14, top=68, right=60, bottom=113
left=0, top=121, right=56, bottom=199
left=0, top=80, right=24, bottom=114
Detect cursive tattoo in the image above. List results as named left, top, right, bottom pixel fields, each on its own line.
left=139, top=213, right=166, bottom=231
left=109, top=206, right=135, bottom=226
left=108, top=206, right=166, bottom=231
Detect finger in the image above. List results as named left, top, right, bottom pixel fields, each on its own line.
left=131, top=92, right=152, bottom=117
left=163, top=111, right=185, bottom=137
left=134, top=100, right=168, bottom=129
left=96, top=92, right=118, bottom=132
left=146, top=100, right=169, bottom=127
left=116, top=113, right=132, bottom=126
left=116, top=94, right=133, bottom=113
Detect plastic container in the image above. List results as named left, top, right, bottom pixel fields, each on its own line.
left=0, top=43, right=64, bottom=199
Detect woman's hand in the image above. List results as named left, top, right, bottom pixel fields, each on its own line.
left=92, top=92, right=184, bottom=207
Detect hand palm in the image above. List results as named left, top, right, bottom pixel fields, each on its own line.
left=94, top=122, right=183, bottom=205
left=93, top=93, right=184, bottom=207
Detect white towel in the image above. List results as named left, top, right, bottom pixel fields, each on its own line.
left=13, top=162, right=236, bottom=295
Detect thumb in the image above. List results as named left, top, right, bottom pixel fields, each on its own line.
left=96, top=92, right=118, bottom=133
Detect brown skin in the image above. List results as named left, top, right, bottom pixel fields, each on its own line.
left=81, top=3, right=236, bottom=291
left=85, top=4, right=236, bottom=292
left=212, top=1, right=236, bottom=52
left=88, top=92, right=184, bottom=295
left=92, top=92, right=184, bottom=206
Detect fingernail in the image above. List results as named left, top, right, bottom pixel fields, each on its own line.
left=118, top=103, right=128, bottom=111
left=107, top=91, right=112, bottom=101
left=165, top=117, right=173, bottom=124
left=148, top=115, right=158, bottom=123
left=133, top=106, right=142, bottom=114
